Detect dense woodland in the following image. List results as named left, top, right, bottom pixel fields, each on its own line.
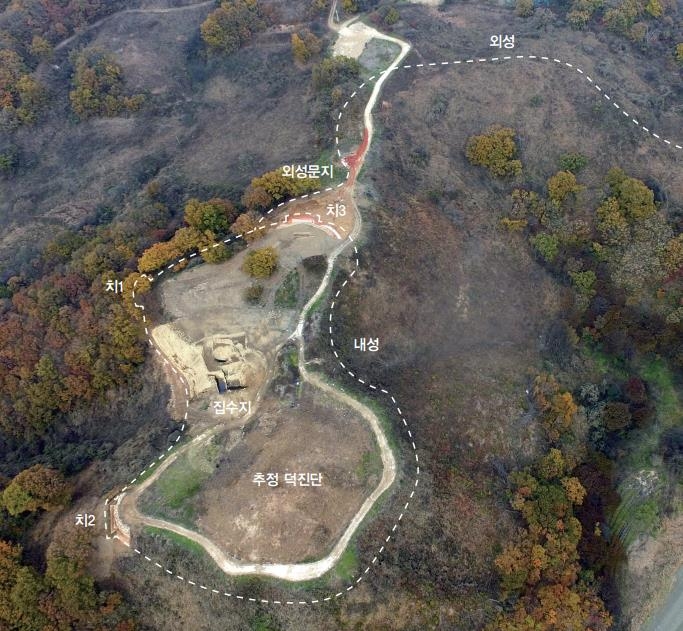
left=463, top=125, right=682, bottom=628
left=0, top=1, right=127, bottom=128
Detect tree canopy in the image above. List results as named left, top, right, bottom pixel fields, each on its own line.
left=69, top=49, right=144, bottom=119
left=466, top=126, right=522, bottom=177
left=0, top=49, right=46, bottom=127
left=242, top=168, right=320, bottom=211
left=291, top=29, right=322, bottom=64
left=231, top=211, right=266, bottom=243
left=0, top=532, right=135, bottom=629
left=547, top=170, right=583, bottom=204
left=242, top=246, right=278, bottom=278
left=487, top=382, right=612, bottom=631
left=2, top=465, right=71, bottom=516
left=312, top=56, right=361, bottom=92
left=184, top=198, right=237, bottom=234
left=200, top=0, right=266, bottom=54
left=606, top=167, right=656, bottom=220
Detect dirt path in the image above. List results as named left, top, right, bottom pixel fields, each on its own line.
left=328, top=0, right=412, bottom=179
left=644, top=565, right=683, bottom=631
left=110, top=4, right=410, bottom=583
left=53, top=1, right=215, bottom=52
left=116, top=214, right=396, bottom=580
left=118, top=367, right=395, bottom=580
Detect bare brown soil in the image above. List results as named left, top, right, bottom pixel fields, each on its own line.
left=156, top=223, right=339, bottom=404
left=621, top=513, right=683, bottom=630
left=197, top=384, right=377, bottom=564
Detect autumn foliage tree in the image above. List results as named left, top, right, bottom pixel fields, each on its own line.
left=231, top=211, right=266, bottom=243
left=138, top=239, right=186, bottom=274
left=137, top=201, right=240, bottom=274
left=533, top=373, right=579, bottom=443
left=29, top=35, right=53, bottom=61
left=0, top=267, right=147, bottom=440
left=2, top=465, right=71, bottom=516
left=597, top=168, right=657, bottom=246
left=661, top=234, right=683, bottom=276
left=488, top=446, right=612, bottom=631
left=291, top=29, right=322, bottom=63
left=242, top=246, right=278, bottom=278
left=0, top=1, right=128, bottom=124
left=566, top=0, right=604, bottom=29
left=606, top=167, right=656, bottom=220
left=0, top=49, right=46, bottom=127
left=200, top=0, right=266, bottom=54
left=242, top=185, right=273, bottom=212
left=138, top=227, right=203, bottom=273
left=242, top=168, right=320, bottom=212
left=69, top=49, right=144, bottom=119
left=486, top=376, right=615, bottom=630
left=184, top=198, right=237, bottom=234
left=547, top=170, right=583, bottom=204
left=516, top=0, right=534, bottom=17
left=341, top=0, right=358, bottom=12
left=592, top=169, right=671, bottom=303
left=466, top=125, right=522, bottom=177
left=251, top=168, right=320, bottom=201
left=596, top=197, right=629, bottom=247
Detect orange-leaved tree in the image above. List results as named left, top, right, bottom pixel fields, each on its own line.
left=2, top=465, right=71, bottom=516
left=466, top=125, right=522, bottom=177
left=231, top=211, right=266, bottom=243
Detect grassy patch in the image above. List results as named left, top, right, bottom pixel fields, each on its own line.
left=358, top=37, right=401, bottom=78
left=609, top=358, right=682, bottom=547
left=356, top=449, right=383, bottom=483
left=625, top=358, right=682, bottom=471
left=286, top=348, right=299, bottom=368
left=139, top=437, right=222, bottom=528
left=274, top=270, right=299, bottom=308
left=264, top=540, right=362, bottom=595
left=315, top=147, right=348, bottom=187
left=145, top=526, right=205, bottom=557
left=303, top=276, right=334, bottom=320
left=130, top=452, right=178, bottom=487
left=581, top=342, right=629, bottom=379
left=640, top=358, right=682, bottom=429
left=250, top=612, right=281, bottom=631
left=610, top=483, right=663, bottom=549
left=333, top=544, right=359, bottom=583
left=306, top=291, right=327, bottom=315
left=156, top=458, right=205, bottom=510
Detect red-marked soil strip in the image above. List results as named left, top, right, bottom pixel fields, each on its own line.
left=343, top=127, right=369, bottom=183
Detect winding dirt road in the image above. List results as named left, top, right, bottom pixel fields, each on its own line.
left=117, top=213, right=398, bottom=580
left=106, top=0, right=410, bottom=583
left=54, top=1, right=215, bottom=52
left=328, top=0, right=412, bottom=158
